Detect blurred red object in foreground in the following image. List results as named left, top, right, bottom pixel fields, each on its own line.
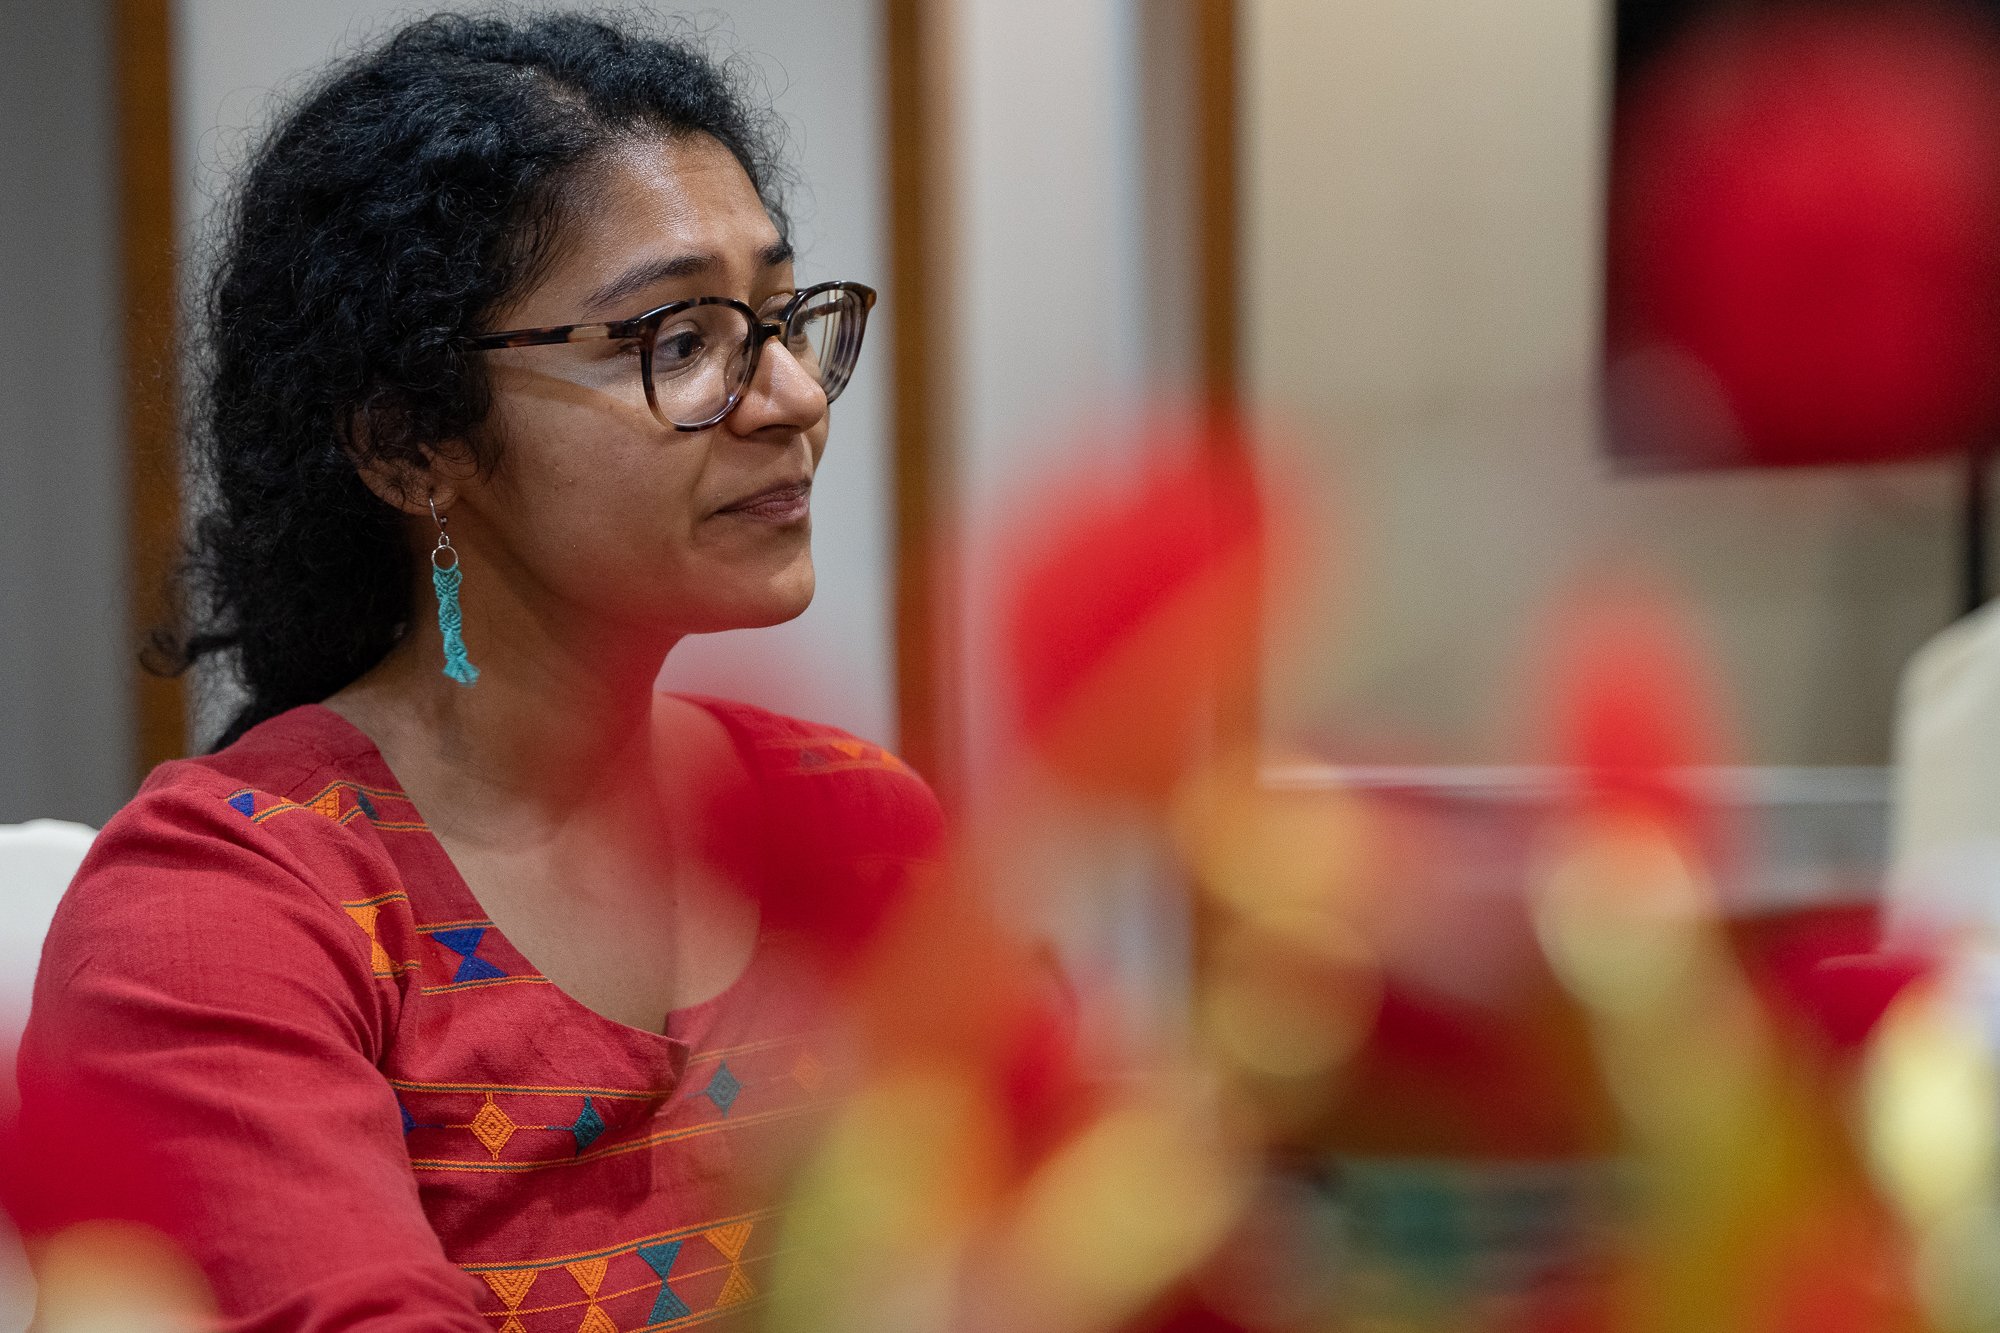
left=1607, top=5, right=2000, bottom=466
left=1731, top=904, right=1935, bottom=1055
left=1002, top=426, right=1268, bottom=801
left=1543, top=586, right=1731, bottom=853
left=0, top=1051, right=216, bottom=1326
left=2, top=1060, right=186, bottom=1241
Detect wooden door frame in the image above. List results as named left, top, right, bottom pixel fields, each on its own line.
left=116, top=0, right=186, bottom=775
left=1192, top=0, right=1241, bottom=418
left=883, top=0, right=962, bottom=803
left=882, top=0, right=1242, bottom=796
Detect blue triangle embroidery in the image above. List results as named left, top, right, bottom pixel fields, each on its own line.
left=638, top=1241, right=689, bottom=1321
left=354, top=790, right=378, bottom=820
left=453, top=954, right=507, bottom=983
left=227, top=792, right=257, bottom=818
left=702, top=1063, right=743, bottom=1117
left=432, top=927, right=507, bottom=984
left=570, top=1098, right=606, bottom=1154
left=398, top=1099, right=416, bottom=1135
left=430, top=927, right=484, bottom=955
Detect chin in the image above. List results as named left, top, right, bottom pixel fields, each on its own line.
left=736, top=596, right=812, bottom=630
left=702, top=569, right=815, bottom=632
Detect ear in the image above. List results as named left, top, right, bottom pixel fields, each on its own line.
left=345, top=403, right=479, bottom=516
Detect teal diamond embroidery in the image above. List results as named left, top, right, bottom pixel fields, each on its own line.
left=639, top=1241, right=690, bottom=1322
left=702, top=1063, right=742, bottom=1116
left=569, top=1097, right=606, bottom=1154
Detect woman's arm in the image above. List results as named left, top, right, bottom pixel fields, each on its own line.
left=17, top=777, right=491, bottom=1332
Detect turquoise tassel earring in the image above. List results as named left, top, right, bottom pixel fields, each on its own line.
left=429, top=497, right=480, bottom=686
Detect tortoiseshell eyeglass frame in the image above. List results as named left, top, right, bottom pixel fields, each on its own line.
left=464, top=280, right=878, bottom=431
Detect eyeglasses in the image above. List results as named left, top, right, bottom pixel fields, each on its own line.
left=465, top=280, right=877, bottom=431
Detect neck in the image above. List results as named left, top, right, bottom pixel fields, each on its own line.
left=328, top=567, right=682, bottom=830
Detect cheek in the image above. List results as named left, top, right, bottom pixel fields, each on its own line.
left=476, top=392, right=814, bottom=629
left=485, top=395, right=711, bottom=572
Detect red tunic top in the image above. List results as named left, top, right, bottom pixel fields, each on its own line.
left=18, top=699, right=943, bottom=1332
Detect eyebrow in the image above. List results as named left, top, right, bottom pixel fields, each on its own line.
left=582, top=239, right=796, bottom=316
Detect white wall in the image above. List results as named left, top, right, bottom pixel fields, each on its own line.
left=949, top=0, right=1152, bottom=790
left=939, top=0, right=1195, bottom=1035
left=173, top=0, right=894, bottom=746
left=0, top=0, right=132, bottom=826
left=1245, top=0, right=1961, bottom=765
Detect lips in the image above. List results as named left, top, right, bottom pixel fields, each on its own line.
left=717, top=479, right=812, bottom=521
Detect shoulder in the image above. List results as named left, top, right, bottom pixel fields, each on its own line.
left=672, top=695, right=948, bottom=956
left=50, top=708, right=403, bottom=971
left=104, top=704, right=397, bottom=875
left=673, top=692, right=883, bottom=745
left=676, top=692, right=947, bottom=859
left=677, top=694, right=936, bottom=793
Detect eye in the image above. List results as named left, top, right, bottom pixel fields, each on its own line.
left=652, top=325, right=707, bottom=373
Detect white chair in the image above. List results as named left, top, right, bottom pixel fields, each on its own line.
left=0, top=820, right=95, bottom=1021
left=0, top=819, right=93, bottom=1330
left=1889, top=599, right=2000, bottom=943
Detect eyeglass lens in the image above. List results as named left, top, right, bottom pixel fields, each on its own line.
left=648, top=287, right=867, bottom=429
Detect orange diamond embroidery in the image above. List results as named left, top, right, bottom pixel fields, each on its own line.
left=791, top=1050, right=826, bottom=1092
left=565, top=1256, right=609, bottom=1298
left=701, top=1221, right=755, bottom=1309
left=310, top=787, right=343, bottom=820
left=499, top=1319, right=528, bottom=1333
left=469, top=1096, right=518, bottom=1159
left=342, top=904, right=395, bottom=975
left=482, top=1269, right=538, bottom=1310
left=577, top=1306, right=619, bottom=1333
left=704, top=1222, right=752, bottom=1263
left=716, top=1266, right=756, bottom=1307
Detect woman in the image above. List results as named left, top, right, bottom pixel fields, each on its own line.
left=19, top=12, right=939, bottom=1330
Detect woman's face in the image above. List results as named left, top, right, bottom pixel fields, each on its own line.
left=455, top=133, right=829, bottom=642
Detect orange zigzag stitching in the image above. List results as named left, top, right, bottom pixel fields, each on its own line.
left=456, top=1209, right=776, bottom=1273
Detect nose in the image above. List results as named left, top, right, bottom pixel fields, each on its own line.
left=725, top=329, right=828, bottom=439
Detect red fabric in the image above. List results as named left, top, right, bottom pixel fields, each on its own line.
left=17, top=699, right=943, bottom=1332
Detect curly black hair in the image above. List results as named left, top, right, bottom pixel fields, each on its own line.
left=160, top=8, right=791, bottom=749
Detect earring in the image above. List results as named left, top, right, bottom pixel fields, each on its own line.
left=429, top=497, right=480, bottom=686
